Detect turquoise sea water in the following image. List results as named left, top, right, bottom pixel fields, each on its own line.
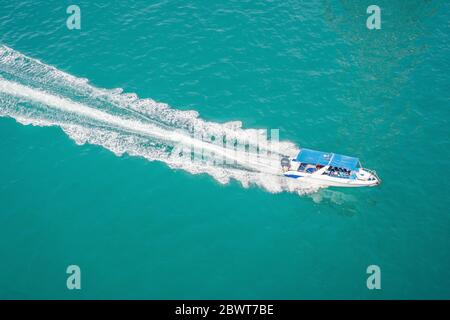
left=0, top=0, right=449, bottom=299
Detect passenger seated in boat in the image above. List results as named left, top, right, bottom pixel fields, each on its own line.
left=328, top=167, right=339, bottom=177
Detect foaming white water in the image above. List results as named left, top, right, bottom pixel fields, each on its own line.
left=0, top=45, right=322, bottom=195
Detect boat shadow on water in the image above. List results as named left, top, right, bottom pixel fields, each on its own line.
left=308, top=188, right=369, bottom=217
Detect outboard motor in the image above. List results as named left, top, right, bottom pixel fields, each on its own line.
left=281, top=156, right=291, bottom=172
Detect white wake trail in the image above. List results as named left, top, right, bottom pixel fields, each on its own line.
left=0, top=45, right=321, bottom=195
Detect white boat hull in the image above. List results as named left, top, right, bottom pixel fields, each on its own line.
left=283, top=168, right=380, bottom=188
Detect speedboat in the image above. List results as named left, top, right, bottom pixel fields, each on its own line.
left=281, top=148, right=381, bottom=187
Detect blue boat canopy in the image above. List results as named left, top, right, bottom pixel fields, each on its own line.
left=296, top=149, right=332, bottom=166
left=296, top=148, right=359, bottom=171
